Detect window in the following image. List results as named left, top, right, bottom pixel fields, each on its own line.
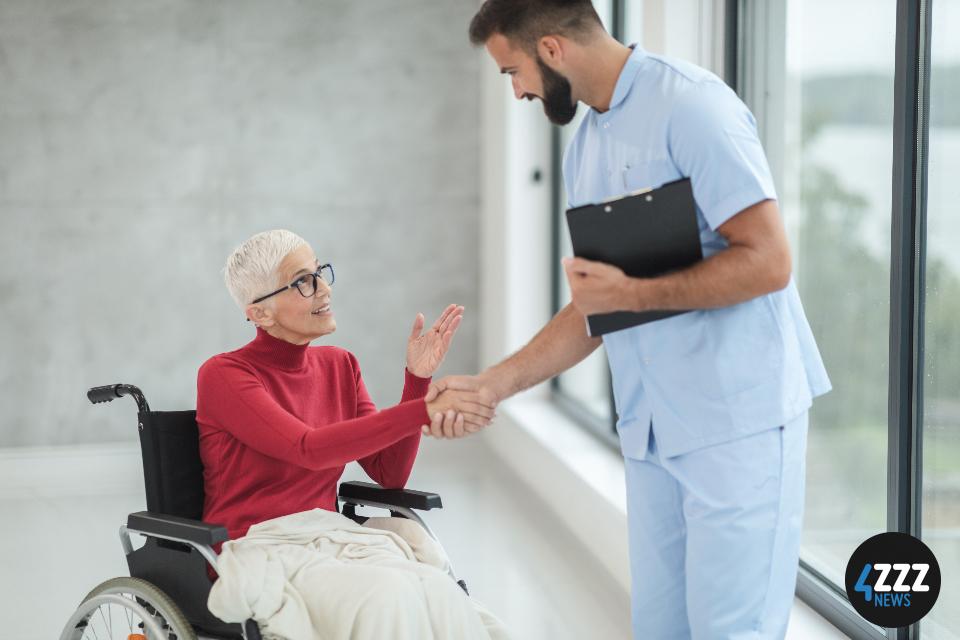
left=737, top=0, right=954, bottom=637
left=921, top=1, right=960, bottom=636
left=748, top=0, right=897, bottom=591
left=550, top=0, right=621, bottom=445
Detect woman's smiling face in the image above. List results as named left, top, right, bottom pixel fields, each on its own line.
left=248, top=244, right=336, bottom=345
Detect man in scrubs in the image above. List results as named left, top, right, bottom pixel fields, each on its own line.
left=424, top=1, right=832, bottom=638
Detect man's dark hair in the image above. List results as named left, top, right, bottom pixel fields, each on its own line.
left=468, top=0, right=604, bottom=52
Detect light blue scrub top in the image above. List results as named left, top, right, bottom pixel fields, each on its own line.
left=563, top=46, right=832, bottom=459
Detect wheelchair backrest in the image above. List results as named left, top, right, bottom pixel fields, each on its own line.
left=136, top=410, right=205, bottom=520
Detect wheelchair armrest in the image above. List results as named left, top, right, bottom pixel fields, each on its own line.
left=338, top=481, right=443, bottom=511
left=127, top=511, right=229, bottom=546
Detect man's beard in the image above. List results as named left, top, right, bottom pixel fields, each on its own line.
left=535, top=57, right=578, bottom=125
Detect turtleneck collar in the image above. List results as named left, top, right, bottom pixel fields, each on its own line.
left=244, top=327, right=310, bottom=371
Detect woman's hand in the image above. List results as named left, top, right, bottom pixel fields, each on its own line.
left=406, top=304, right=463, bottom=378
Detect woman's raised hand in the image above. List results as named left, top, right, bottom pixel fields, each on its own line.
left=406, top=304, right=463, bottom=378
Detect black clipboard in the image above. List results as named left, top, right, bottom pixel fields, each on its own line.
left=565, top=178, right=703, bottom=336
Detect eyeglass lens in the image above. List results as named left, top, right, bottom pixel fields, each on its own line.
left=294, top=265, right=334, bottom=297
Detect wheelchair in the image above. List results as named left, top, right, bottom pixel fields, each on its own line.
left=60, top=383, right=466, bottom=640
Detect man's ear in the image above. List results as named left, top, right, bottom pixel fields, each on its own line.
left=246, top=303, right=274, bottom=327
left=537, top=35, right=564, bottom=66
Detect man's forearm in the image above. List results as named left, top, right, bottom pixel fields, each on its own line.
left=626, top=241, right=790, bottom=312
left=620, top=199, right=791, bottom=312
left=481, top=303, right=602, bottom=401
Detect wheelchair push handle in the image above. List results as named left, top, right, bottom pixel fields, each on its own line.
left=87, top=384, right=124, bottom=404
left=87, top=384, right=150, bottom=412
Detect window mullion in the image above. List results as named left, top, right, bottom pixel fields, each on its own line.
left=887, top=0, right=931, bottom=636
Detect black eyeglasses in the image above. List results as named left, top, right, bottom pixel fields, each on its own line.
left=251, top=263, right=335, bottom=304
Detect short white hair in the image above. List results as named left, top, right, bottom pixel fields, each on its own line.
left=224, top=229, right=309, bottom=308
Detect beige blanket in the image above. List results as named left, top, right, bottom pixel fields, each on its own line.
left=207, top=508, right=510, bottom=640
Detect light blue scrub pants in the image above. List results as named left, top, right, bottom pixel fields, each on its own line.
left=624, top=412, right=808, bottom=639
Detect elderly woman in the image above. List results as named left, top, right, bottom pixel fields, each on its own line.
left=196, top=229, right=493, bottom=545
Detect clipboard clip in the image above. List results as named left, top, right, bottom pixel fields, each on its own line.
left=600, top=186, right=653, bottom=204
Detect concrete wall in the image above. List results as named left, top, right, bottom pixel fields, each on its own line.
left=0, top=1, right=481, bottom=446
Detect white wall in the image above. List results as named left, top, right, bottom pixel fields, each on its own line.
left=0, top=0, right=482, bottom=446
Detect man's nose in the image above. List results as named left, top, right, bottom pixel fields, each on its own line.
left=511, top=77, right=524, bottom=100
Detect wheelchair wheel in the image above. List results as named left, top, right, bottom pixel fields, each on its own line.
left=59, top=576, right=197, bottom=640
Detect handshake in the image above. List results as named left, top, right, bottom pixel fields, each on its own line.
left=421, top=374, right=501, bottom=439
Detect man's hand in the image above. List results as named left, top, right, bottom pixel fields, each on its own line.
left=421, top=374, right=500, bottom=439
left=562, top=257, right=633, bottom=315
left=406, top=304, right=463, bottom=378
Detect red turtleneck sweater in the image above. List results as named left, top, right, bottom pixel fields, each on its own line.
left=196, top=328, right=430, bottom=543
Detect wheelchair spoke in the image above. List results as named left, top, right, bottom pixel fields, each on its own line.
left=123, top=601, right=134, bottom=632
left=87, top=616, right=102, bottom=640
left=96, top=604, right=111, bottom=638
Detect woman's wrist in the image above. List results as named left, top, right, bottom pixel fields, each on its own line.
left=405, top=365, right=432, bottom=380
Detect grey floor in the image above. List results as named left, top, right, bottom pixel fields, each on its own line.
left=0, top=436, right=630, bottom=640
